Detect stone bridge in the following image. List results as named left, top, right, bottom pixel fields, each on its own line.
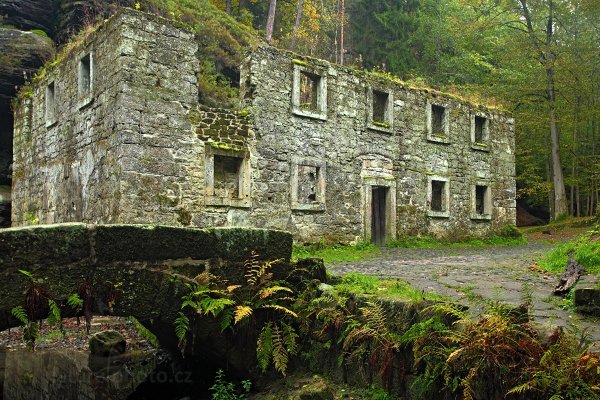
left=0, top=224, right=292, bottom=334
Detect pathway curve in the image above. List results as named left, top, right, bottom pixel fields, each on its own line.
left=329, top=239, right=600, bottom=349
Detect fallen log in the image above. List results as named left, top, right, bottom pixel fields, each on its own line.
left=553, top=257, right=585, bottom=295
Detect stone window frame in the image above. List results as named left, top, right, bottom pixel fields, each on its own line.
left=471, top=181, right=492, bottom=220
left=77, top=50, right=94, bottom=109
left=367, top=86, right=394, bottom=133
left=427, top=175, right=450, bottom=218
left=426, top=101, right=450, bottom=144
left=290, top=157, right=326, bottom=212
left=471, top=113, right=490, bottom=152
left=291, top=62, right=328, bottom=121
left=204, top=146, right=251, bottom=208
left=45, top=80, right=57, bottom=128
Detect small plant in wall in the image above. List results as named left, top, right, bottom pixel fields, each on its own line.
left=209, top=369, right=252, bottom=400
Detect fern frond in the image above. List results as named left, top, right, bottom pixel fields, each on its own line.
left=11, top=305, right=29, bottom=325
left=197, top=297, right=235, bottom=317
left=47, top=300, right=61, bottom=327
left=272, top=323, right=289, bottom=375
left=360, top=301, right=387, bottom=333
left=174, top=312, right=190, bottom=350
left=18, top=269, right=33, bottom=280
left=506, top=381, right=535, bottom=395
left=262, top=304, right=298, bottom=318
left=194, top=272, right=217, bottom=285
left=282, top=322, right=299, bottom=356
left=67, top=293, right=83, bottom=308
left=220, top=309, right=233, bottom=332
left=234, top=305, right=253, bottom=324
left=258, top=286, right=294, bottom=299
left=226, top=285, right=241, bottom=293
left=257, top=322, right=273, bottom=372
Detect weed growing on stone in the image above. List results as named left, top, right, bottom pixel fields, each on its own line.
left=209, top=369, right=251, bottom=400
left=387, top=234, right=526, bottom=248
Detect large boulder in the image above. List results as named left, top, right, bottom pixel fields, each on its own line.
left=89, top=330, right=127, bottom=357
left=0, top=0, right=55, bottom=33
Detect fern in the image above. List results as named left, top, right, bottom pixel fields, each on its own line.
left=220, top=308, right=233, bottom=332
left=234, top=305, right=253, bottom=324
left=47, top=299, right=63, bottom=334
left=272, top=324, right=289, bottom=375
left=18, top=269, right=34, bottom=280
left=262, top=304, right=298, bottom=318
left=258, top=286, right=293, bottom=299
left=257, top=322, right=273, bottom=372
left=67, top=293, right=83, bottom=309
left=11, top=305, right=29, bottom=325
left=197, top=297, right=235, bottom=317
left=282, top=322, right=299, bottom=356
left=174, top=312, right=190, bottom=351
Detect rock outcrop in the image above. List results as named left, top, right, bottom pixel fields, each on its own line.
left=0, top=0, right=55, bottom=33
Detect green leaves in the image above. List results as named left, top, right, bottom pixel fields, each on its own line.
left=11, top=305, right=29, bottom=325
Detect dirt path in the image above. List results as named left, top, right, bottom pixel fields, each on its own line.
left=329, top=238, right=600, bottom=349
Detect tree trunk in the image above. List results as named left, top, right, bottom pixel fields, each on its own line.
left=291, top=0, right=304, bottom=51
left=339, top=0, right=345, bottom=65
left=266, top=0, right=277, bottom=44
left=519, top=0, right=568, bottom=219
left=226, top=0, right=231, bottom=15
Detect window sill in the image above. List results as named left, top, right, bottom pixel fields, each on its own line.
left=470, top=214, right=492, bottom=221
left=427, top=134, right=450, bottom=144
left=205, top=196, right=252, bottom=208
left=368, top=123, right=393, bottom=134
left=78, top=96, right=94, bottom=110
left=428, top=210, right=450, bottom=218
left=292, top=108, right=327, bottom=121
left=471, top=143, right=490, bottom=152
left=291, top=202, right=326, bottom=212
left=45, top=119, right=57, bottom=128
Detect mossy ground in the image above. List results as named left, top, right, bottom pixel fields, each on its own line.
left=539, top=227, right=600, bottom=274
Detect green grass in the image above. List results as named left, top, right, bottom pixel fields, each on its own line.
left=292, top=242, right=379, bottom=264
left=521, top=216, right=597, bottom=234
left=333, top=272, right=445, bottom=302
left=539, top=228, right=600, bottom=274
left=387, top=234, right=526, bottom=248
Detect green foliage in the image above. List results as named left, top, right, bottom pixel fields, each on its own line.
left=67, top=293, right=83, bottom=309
left=540, top=229, right=600, bottom=274
left=387, top=233, right=526, bottom=248
left=333, top=272, right=444, bottom=302
left=174, top=311, right=190, bottom=350
left=18, top=269, right=34, bottom=280
left=11, top=305, right=29, bottom=325
left=292, top=241, right=379, bottom=264
left=29, top=29, right=48, bottom=37
left=129, top=316, right=159, bottom=348
left=11, top=306, right=38, bottom=350
left=47, top=299, right=64, bottom=336
left=209, top=369, right=251, bottom=400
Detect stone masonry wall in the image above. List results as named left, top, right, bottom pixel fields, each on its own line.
left=11, top=15, right=126, bottom=225
left=240, top=46, right=516, bottom=242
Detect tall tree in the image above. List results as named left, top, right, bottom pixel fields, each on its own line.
left=291, top=0, right=304, bottom=50
left=517, top=0, right=568, bottom=219
left=266, top=0, right=277, bottom=44
left=339, top=0, right=345, bottom=65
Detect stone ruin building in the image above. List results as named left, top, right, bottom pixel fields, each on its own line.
left=11, top=9, right=516, bottom=244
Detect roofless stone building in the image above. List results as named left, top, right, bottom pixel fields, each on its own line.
left=11, top=9, right=516, bottom=244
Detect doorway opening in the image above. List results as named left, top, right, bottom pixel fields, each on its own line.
left=371, top=186, right=388, bottom=245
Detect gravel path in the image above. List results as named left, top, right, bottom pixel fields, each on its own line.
left=329, top=239, right=600, bottom=349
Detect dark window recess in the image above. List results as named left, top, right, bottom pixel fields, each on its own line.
left=46, top=82, right=55, bottom=122
left=372, top=91, right=388, bottom=123
left=431, top=180, right=445, bottom=212
left=79, top=53, right=91, bottom=97
left=475, top=116, right=486, bottom=143
left=298, top=165, right=318, bottom=203
left=214, top=155, right=241, bottom=198
left=431, top=104, right=445, bottom=135
left=475, top=185, right=487, bottom=214
left=299, top=71, right=319, bottom=112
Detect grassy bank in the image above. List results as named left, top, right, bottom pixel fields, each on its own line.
left=539, top=226, right=600, bottom=274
